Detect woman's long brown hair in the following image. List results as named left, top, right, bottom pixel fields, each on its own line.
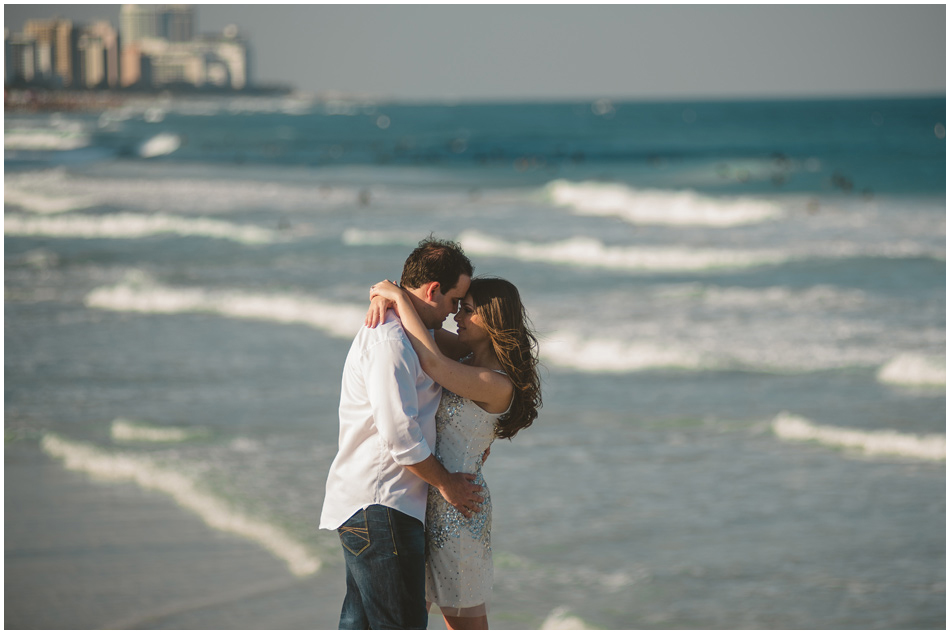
left=468, top=277, right=542, bottom=440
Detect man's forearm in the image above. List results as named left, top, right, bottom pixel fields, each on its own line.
left=406, top=454, right=482, bottom=517
left=404, top=454, right=453, bottom=490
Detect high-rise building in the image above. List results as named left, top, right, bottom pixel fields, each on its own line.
left=120, top=43, right=147, bottom=88
left=22, top=18, right=75, bottom=86
left=120, top=4, right=161, bottom=44
left=164, top=5, right=194, bottom=42
left=5, top=31, right=38, bottom=84
left=120, top=5, right=194, bottom=44
left=132, top=27, right=249, bottom=91
left=77, top=21, right=120, bottom=88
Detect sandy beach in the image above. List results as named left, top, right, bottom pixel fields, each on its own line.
left=5, top=440, right=349, bottom=630
left=4, top=440, right=503, bottom=629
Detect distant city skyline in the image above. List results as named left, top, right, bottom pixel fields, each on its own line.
left=4, top=4, right=946, bottom=101
left=5, top=5, right=249, bottom=91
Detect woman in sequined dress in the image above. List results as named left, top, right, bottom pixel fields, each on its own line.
left=367, top=276, right=541, bottom=629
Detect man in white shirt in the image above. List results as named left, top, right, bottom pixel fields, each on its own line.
left=320, top=237, right=481, bottom=629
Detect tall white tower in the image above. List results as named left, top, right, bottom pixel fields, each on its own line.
left=120, top=5, right=194, bottom=44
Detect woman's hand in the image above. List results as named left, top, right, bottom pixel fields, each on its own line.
left=365, top=280, right=402, bottom=328
left=369, top=279, right=402, bottom=302
left=365, top=295, right=392, bottom=328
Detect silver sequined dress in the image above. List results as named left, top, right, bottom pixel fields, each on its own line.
left=425, top=383, right=509, bottom=618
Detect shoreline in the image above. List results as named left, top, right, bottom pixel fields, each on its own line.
left=4, top=439, right=344, bottom=629
left=5, top=87, right=942, bottom=114
left=4, top=438, right=540, bottom=629
left=3, top=87, right=294, bottom=113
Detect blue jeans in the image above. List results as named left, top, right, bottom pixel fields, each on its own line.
left=337, top=505, right=427, bottom=629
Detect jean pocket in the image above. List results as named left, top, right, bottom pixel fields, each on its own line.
left=338, top=509, right=371, bottom=556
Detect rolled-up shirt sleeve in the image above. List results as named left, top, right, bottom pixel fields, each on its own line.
left=362, top=337, right=433, bottom=466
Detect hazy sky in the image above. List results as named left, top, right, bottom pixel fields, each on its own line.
left=4, top=4, right=946, bottom=101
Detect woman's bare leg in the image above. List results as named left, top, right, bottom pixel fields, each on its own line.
left=442, top=614, right=489, bottom=630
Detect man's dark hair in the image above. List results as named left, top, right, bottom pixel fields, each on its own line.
left=400, top=235, right=473, bottom=293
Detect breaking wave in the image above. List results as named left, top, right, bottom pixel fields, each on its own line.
left=4, top=212, right=281, bottom=244
left=85, top=273, right=365, bottom=340
left=4, top=187, right=98, bottom=214
left=3, top=168, right=366, bottom=215
left=544, top=179, right=783, bottom=226
left=771, top=412, right=945, bottom=461
left=541, top=606, right=596, bottom=630
left=4, top=128, right=92, bottom=151
left=40, top=432, right=321, bottom=576
left=543, top=332, right=711, bottom=373
left=541, top=316, right=937, bottom=375
left=111, top=418, right=210, bottom=443
left=457, top=230, right=787, bottom=273
left=346, top=229, right=942, bottom=275
left=138, top=132, right=182, bottom=158
left=876, top=354, right=946, bottom=387
left=85, top=273, right=938, bottom=379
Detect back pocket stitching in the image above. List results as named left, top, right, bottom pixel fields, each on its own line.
left=339, top=513, right=371, bottom=556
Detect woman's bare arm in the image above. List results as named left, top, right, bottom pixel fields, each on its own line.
left=366, top=295, right=469, bottom=359
left=370, top=281, right=512, bottom=413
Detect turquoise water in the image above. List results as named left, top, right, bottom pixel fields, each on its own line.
left=5, top=95, right=945, bottom=628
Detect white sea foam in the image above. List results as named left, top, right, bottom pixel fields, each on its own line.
left=144, top=107, right=166, bottom=123
left=111, top=418, right=209, bottom=443
left=771, top=412, right=945, bottom=461
left=4, top=128, right=92, bottom=151
left=541, top=606, right=594, bottom=629
left=3, top=187, right=97, bottom=214
left=85, top=272, right=931, bottom=377
left=3, top=168, right=362, bottom=215
left=4, top=212, right=280, bottom=244
left=345, top=227, right=941, bottom=272
left=85, top=273, right=365, bottom=340
left=693, top=284, right=870, bottom=310
left=40, top=432, right=321, bottom=576
left=538, top=279, right=930, bottom=373
left=540, top=320, right=938, bottom=376
left=138, top=132, right=182, bottom=158
left=803, top=239, right=945, bottom=261
left=543, top=332, right=709, bottom=373
left=876, top=354, right=946, bottom=387
left=544, top=179, right=783, bottom=226
left=458, top=230, right=787, bottom=273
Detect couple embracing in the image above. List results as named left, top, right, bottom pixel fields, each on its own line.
left=320, top=236, right=541, bottom=629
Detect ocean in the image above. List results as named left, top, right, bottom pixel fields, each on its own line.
left=4, top=95, right=946, bottom=628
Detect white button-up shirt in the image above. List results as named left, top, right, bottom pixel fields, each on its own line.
left=320, top=310, right=440, bottom=529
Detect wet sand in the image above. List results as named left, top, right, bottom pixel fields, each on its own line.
left=4, top=441, right=465, bottom=629
left=5, top=442, right=345, bottom=629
